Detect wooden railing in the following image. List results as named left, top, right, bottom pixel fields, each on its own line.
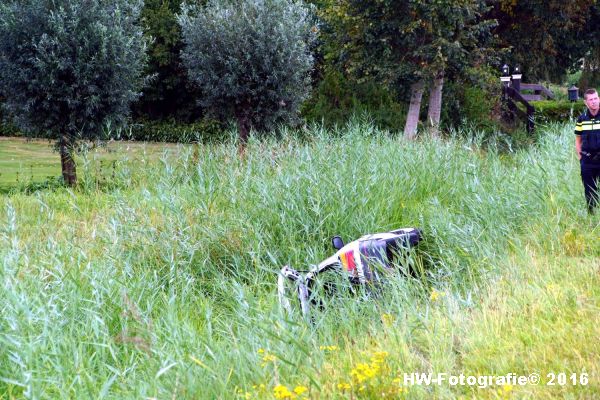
left=504, top=87, right=535, bottom=134
left=518, top=83, right=555, bottom=101
left=500, top=73, right=551, bottom=134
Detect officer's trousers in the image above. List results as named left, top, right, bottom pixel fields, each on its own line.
left=581, top=161, right=600, bottom=212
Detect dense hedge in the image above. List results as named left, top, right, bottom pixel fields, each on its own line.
left=0, top=121, right=22, bottom=137
left=511, top=99, right=584, bottom=126
left=533, top=100, right=585, bottom=122
left=1, top=118, right=225, bottom=143
left=2, top=93, right=583, bottom=143
left=112, top=119, right=225, bottom=143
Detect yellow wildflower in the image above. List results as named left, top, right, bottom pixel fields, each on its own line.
left=381, top=313, right=394, bottom=326
left=262, top=354, right=276, bottom=363
left=430, top=289, right=445, bottom=302
left=337, top=382, right=351, bottom=391
left=259, top=349, right=277, bottom=367
left=351, top=362, right=380, bottom=383
left=235, top=388, right=251, bottom=399
left=391, top=378, right=407, bottom=394
left=371, top=351, right=389, bottom=364
left=319, top=345, right=339, bottom=352
left=273, top=384, right=295, bottom=399
left=293, top=385, right=308, bottom=396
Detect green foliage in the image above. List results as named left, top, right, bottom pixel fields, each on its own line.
left=0, top=122, right=23, bottom=138
left=567, top=70, right=583, bottom=87
left=134, top=0, right=201, bottom=121
left=301, top=70, right=407, bottom=131
left=578, top=46, right=600, bottom=94
left=0, top=118, right=225, bottom=143
left=315, top=0, right=496, bottom=136
left=406, top=0, right=496, bottom=79
left=440, top=66, right=501, bottom=131
left=444, top=85, right=497, bottom=131
left=578, top=5, right=600, bottom=87
left=490, top=0, right=592, bottom=82
left=1, top=124, right=599, bottom=398
left=578, top=69, right=600, bottom=94
left=534, top=100, right=583, bottom=123
left=319, top=0, right=495, bottom=86
left=119, top=118, right=225, bottom=143
left=0, top=0, right=148, bottom=140
left=178, top=0, right=317, bottom=133
left=1, top=94, right=25, bottom=137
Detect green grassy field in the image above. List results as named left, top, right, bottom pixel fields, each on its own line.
left=0, top=137, right=183, bottom=192
left=0, top=124, right=598, bottom=399
left=0, top=137, right=60, bottom=189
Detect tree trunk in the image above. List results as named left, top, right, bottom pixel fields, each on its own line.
left=404, top=80, right=425, bottom=140
left=235, top=109, right=250, bottom=155
left=427, top=71, right=444, bottom=137
left=59, top=134, right=77, bottom=186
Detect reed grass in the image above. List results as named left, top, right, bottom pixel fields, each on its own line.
left=0, top=121, right=598, bottom=399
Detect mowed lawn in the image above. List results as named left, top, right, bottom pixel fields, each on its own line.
left=0, top=137, right=184, bottom=191
left=0, top=137, right=59, bottom=189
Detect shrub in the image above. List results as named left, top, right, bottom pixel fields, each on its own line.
left=533, top=100, right=584, bottom=123
left=302, top=70, right=407, bottom=131
left=0, top=122, right=23, bottom=137
left=443, top=84, right=500, bottom=131
left=116, top=118, right=225, bottom=143
left=436, top=66, right=503, bottom=133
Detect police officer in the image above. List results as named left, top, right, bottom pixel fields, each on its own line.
left=575, top=88, right=600, bottom=212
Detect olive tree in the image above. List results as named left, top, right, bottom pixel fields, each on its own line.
left=0, top=0, right=147, bottom=186
left=178, top=0, right=316, bottom=146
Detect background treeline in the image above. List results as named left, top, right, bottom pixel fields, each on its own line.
left=2, top=0, right=600, bottom=142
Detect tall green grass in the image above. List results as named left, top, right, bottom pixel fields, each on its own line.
left=0, top=122, right=598, bottom=399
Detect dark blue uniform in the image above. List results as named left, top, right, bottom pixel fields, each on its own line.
left=575, top=110, right=600, bottom=211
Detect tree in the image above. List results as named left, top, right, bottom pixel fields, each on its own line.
left=319, top=0, right=494, bottom=138
left=178, top=0, right=316, bottom=148
left=489, top=0, right=591, bottom=82
left=570, top=4, right=600, bottom=91
left=410, top=0, right=495, bottom=135
left=134, top=0, right=201, bottom=121
left=0, top=0, right=147, bottom=186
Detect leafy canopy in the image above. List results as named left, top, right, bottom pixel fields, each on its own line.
left=319, top=0, right=495, bottom=87
left=0, top=0, right=148, bottom=140
left=135, top=0, right=201, bottom=121
left=178, top=0, right=317, bottom=132
left=490, top=0, right=592, bottom=82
